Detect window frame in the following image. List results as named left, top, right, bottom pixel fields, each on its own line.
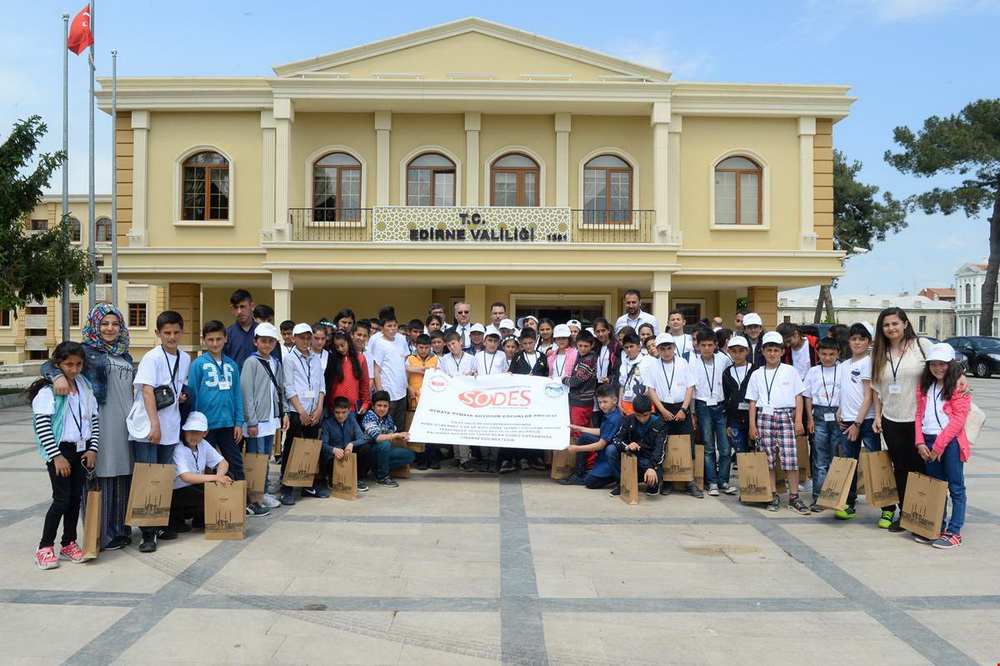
left=709, top=150, right=770, bottom=231
left=0, top=309, right=11, bottom=328
left=68, top=217, right=82, bottom=243
left=490, top=153, right=540, bottom=207
left=581, top=153, right=634, bottom=225
left=174, top=147, right=235, bottom=227
left=406, top=152, right=457, bottom=207
left=69, top=302, right=81, bottom=328
left=311, top=151, right=363, bottom=224
left=95, top=217, right=112, bottom=243
left=128, top=302, right=147, bottom=329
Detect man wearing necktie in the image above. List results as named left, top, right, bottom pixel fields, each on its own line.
left=453, top=301, right=473, bottom=347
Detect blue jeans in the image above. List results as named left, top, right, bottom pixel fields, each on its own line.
left=372, top=440, right=416, bottom=479
left=605, top=445, right=661, bottom=487
left=696, top=401, right=731, bottom=486
left=923, top=434, right=966, bottom=535
left=133, top=440, right=176, bottom=464
left=840, top=418, right=881, bottom=508
left=729, top=420, right=750, bottom=454
left=573, top=432, right=601, bottom=476
left=811, top=406, right=845, bottom=501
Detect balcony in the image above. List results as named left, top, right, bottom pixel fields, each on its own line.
left=287, top=207, right=654, bottom=244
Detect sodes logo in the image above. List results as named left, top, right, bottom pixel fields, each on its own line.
left=427, top=375, right=449, bottom=392
left=458, top=389, right=533, bottom=408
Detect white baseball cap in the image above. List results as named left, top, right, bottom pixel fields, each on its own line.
left=861, top=322, right=875, bottom=338
left=654, top=333, right=675, bottom=347
left=484, top=324, right=500, bottom=336
left=499, top=318, right=515, bottom=330
left=292, top=323, right=313, bottom=336
left=566, top=319, right=582, bottom=329
left=470, top=323, right=486, bottom=334
left=182, top=411, right=209, bottom=432
left=762, top=331, right=784, bottom=346
left=927, top=343, right=956, bottom=363
left=553, top=324, right=571, bottom=338
left=518, top=315, right=538, bottom=328
left=254, top=322, right=279, bottom=339
left=728, top=335, right=749, bottom=349
left=743, top=313, right=763, bottom=327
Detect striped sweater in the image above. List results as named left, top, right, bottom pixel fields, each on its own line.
left=33, top=379, right=100, bottom=462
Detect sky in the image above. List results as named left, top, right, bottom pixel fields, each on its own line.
left=3, top=0, right=999, bottom=296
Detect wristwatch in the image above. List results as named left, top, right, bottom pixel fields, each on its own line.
left=853, top=422, right=862, bottom=428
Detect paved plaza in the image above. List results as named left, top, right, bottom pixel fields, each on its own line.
left=1, top=381, right=999, bottom=665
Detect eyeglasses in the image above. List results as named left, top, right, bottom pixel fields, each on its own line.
left=457, top=310, right=470, bottom=314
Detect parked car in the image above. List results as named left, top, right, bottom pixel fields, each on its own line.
left=923, top=337, right=969, bottom=373
left=944, top=336, right=1000, bottom=378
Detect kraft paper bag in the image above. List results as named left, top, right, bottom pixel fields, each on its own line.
left=392, top=436, right=424, bottom=455
left=332, top=452, right=358, bottom=501
left=281, top=437, right=322, bottom=487
left=272, top=431, right=282, bottom=458
left=693, top=444, right=705, bottom=490
left=737, top=452, right=773, bottom=503
left=861, top=450, right=899, bottom=508
left=796, top=435, right=811, bottom=480
left=550, top=448, right=576, bottom=480
left=391, top=464, right=411, bottom=479
left=205, top=480, right=246, bottom=541
left=242, top=453, right=269, bottom=504
left=662, top=434, right=694, bottom=482
left=620, top=453, right=639, bottom=506
left=900, top=472, right=949, bottom=540
left=816, top=457, right=857, bottom=510
left=82, top=486, right=102, bottom=560
left=126, top=462, right=176, bottom=527
left=856, top=457, right=866, bottom=497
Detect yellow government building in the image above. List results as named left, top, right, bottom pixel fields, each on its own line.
left=4, top=17, right=854, bottom=359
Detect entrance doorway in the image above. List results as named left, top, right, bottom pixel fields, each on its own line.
left=515, top=305, right=604, bottom=327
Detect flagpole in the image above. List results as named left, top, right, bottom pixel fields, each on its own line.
left=87, top=0, right=96, bottom=306
left=61, top=13, right=70, bottom=339
left=111, top=49, right=118, bottom=309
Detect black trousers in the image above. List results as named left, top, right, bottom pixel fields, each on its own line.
left=280, top=412, right=320, bottom=487
left=206, top=427, right=243, bottom=481
left=882, top=418, right=925, bottom=510
left=40, top=442, right=87, bottom=549
left=170, top=484, right=205, bottom=529
left=388, top=398, right=407, bottom=433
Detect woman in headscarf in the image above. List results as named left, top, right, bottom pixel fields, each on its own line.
left=43, top=303, right=135, bottom=550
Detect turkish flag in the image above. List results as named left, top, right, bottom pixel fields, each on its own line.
left=67, top=5, right=94, bottom=55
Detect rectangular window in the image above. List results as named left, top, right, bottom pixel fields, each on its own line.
left=128, top=302, right=147, bottom=328
left=739, top=173, right=759, bottom=224
left=70, top=302, right=81, bottom=328
left=0, top=310, right=10, bottom=327
left=407, top=170, right=431, bottom=206
left=183, top=167, right=206, bottom=220
left=714, top=172, right=737, bottom=225
left=433, top=172, right=455, bottom=207
left=918, top=315, right=927, bottom=333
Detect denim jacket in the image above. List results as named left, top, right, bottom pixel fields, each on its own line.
left=42, top=346, right=133, bottom=406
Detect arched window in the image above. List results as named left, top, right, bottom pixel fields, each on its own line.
left=313, top=152, right=361, bottom=221
left=714, top=156, right=762, bottom=225
left=407, top=153, right=455, bottom=206
left=68, top=217, right=81, bottom=243
left=491, top=153, right=539, bottom=207
left=95, top=217, right=112, bottom=243
left=583, top=155, right=632, bottom=223
left=965, top=283, right=972, bottom=304
left=182, top=151, right=229, bottom=221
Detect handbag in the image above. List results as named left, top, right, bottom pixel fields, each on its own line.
left=965, top=402, right=986, bottom=445
left=153, top=348, right=180, bottom=410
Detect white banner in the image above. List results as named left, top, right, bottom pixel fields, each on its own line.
left=408, top=368, right=570, bottom=450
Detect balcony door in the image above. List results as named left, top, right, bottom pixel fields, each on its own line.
left=491, top=153, right=539, bottom=207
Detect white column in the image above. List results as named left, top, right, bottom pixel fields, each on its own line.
left=273, top=98, right=294, bottom=236
left=798, top=116, right=817, bottom=250
left=668, top=114, right=683, bottom=245
left=651, top=270, right=672, bottom=329
left=260, top=110, right=276, bottom=238
left=554, top=113, right=571, bottom=207
left=130, top=110, right=149, bottom=247
left=465, top=112, right=481, bottom=206
left=375, top=111, right=392, bottom=206
left=651, top=102, right=671, bottom=243
left=272, top=269, right=292, bottom=323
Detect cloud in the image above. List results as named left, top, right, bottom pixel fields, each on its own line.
left=604, top=32, right=714, bottom=79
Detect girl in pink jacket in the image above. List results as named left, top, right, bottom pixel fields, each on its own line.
left=914, top=344, right=970, bottom=549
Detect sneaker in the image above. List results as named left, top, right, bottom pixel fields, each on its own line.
left=645, top=481, right=660, bottom=496
left=558, top=473, right=586, bottom=486
left=376, top=476, right=399, bottom=488
left=416, top=461, right=428, bottom=471
left=487, top=461, right=500, bottom=474
left=810, top=503, right=826, bottom=513
left=314, top=486, right=330, bottom=498
left=103, top=535, right=131, bottom=551
left=246, top=503, right=271, bottom=517
left=459, top=460, right=477, bottom=473
left=529, top=459, right=547, bottom=471
left=888, top=519, right=905, bottom=533
left=139, top=536, right=157, bottom=553
left=788, top=496, right=811, bottom=516
left=357, top=480, right=369, bottom=492
left=686, top=482, right=704, bottom=499
left=834, top=505, right=857, bottom=520
left=766, top=494, right=780, bottom=512
left=914, top=533, right=937, bottom=545
left=499, top=460, right=516, bottom=474
left=707, top=483, right=720, bottom=497
left=609, top=485, right=622, bottom=497
left=660, top=482, right=673, bottom=496
left=35, top=547, right=59, bottom=570
left=301, top=486, right=318, bottom=497
left=429, top=461, right=441, bottom=470
left=519, top=459, right=531, bottom=471
left=719, top=484, right=739, bottom=496
left=280, top=490, right=297, bottom=506
left=262, top=493, right=281, bottom=509
left=172, top=522, right=192, bottom=533
left=58, top=541, right=86, bottom=562
left=878, top=510, right=895, bottom=529
left=159, top=528, right=179, bottom=540
left=932, top=533, right=962, bottom=549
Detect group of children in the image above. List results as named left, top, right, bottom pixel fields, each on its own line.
left=30, top=290, right=973, bottom=568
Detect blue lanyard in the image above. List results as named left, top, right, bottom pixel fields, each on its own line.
left=660, top=361, right=676, bottom=395
left=931, top=385, right=945, bottom=429
left=820, top=365, right=837, bottom=405
left=763, top=367, right=778, bottom=404
left=296, top=351, right=311, bottom=386
left=701, top=355, right=716, bottom=396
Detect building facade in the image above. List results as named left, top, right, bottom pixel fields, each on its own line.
left=954, top=263, right=998, bottom=336
left=94, top=18, right=854, bottom=350
left=778, top=292, right=955, bottom=339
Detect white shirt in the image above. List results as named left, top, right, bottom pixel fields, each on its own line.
left=172, top=439, right=225, bottom=489
left=692, top=352, right=732, bottom=404
left=283, top=348, right=324, bottom=413
left=670, top=333, right=694, bottom=357
left=644, top=356, right=696, bottom=405
left=839, top=356, right=875, bottom=421
left=805, top=364, right=840, bottom=407
left=614, top=310, right=659, bottom=334
left=921, top=384, right=950, bottom=436
left=371, top=335, right=408, bottom=401
left=367, top=331, right=410, bottom=358
left=745, top=363, right=805, bottom=410
left=314, top=348, right=329, bottom=373
left=451, top=323, right=474, bottom=347
left=618, top=354, right=650, bottom=403
left=475, top=350, right=509, bottom=376
left=133, top=346, right=191, bottom=446
left=32, top=384, right=96, bottom=449
left=790, top=344, right=813, bottom=380
left=518, top=350, right=543, bottom=374
left=439, top=351, right=476, bottom=377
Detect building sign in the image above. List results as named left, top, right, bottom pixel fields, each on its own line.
left=372, top=206, right=571, bottom=243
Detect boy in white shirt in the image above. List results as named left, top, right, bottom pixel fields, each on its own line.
left=371, top=314, right=410, bottom=432
left=644, top=333, right=702, bottom=499
left=281, top=322, right=326, bottom=505
left=476, top=332, right=509, bottom=377
left=804, top=337, right=845, bottom=512
left=666, top=310, right=694, bottom=359
left=691, top=328, right=737, bottom=496
left=746, top=331, right=809, bottom=515
left=169, top=411, right=232, bottom=537
left=131, top=310, right=191, bottom=553
left=439, top=330, right=478, bottom=471
left=617, top=333, right=649, bottom=416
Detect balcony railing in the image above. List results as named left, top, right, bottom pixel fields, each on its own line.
left=288, top=207, right=654, bottom=244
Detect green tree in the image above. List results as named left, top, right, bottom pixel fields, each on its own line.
left=813, top=151, right=907, bottom=323
left=885, top=99, right=1000, bottom=336
left=0, top=116, right=94, bottom=313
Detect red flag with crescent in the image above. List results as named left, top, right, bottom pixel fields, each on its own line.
left=68, top=5, right=94, bottom=55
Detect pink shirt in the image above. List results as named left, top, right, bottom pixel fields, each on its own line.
left=915, top=387, right=971, bottom=462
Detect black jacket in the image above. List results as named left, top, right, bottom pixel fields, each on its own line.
left=612, top=414, right=667, bottom=465
left=509, top=350, right=549, bottom=377
left=722, top=363, right=757, bottom=422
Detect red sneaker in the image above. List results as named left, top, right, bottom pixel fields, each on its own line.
left=59, top=541, right=86, bottom=563
left=35, top=547, right=59, bottom=570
